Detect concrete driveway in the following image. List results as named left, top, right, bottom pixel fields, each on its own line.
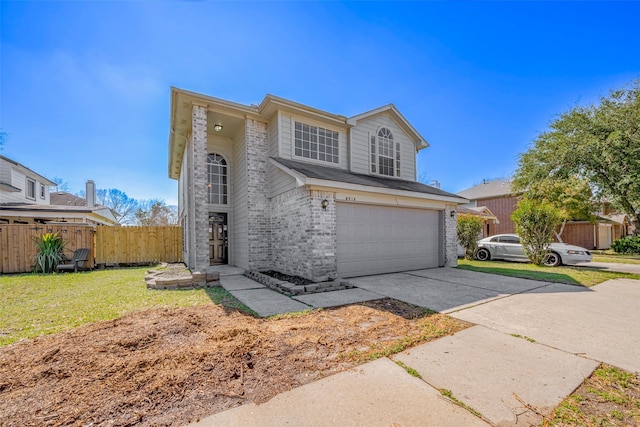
left=198, top=268, right=639, bottom=426
left=351, top=268, right=640, bottom=424
left=347, top=268, right=570, bottom=313
left=351, top=268, right=639, bottom=372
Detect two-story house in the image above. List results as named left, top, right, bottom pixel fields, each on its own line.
left=168, top=88, right=467, bottom=281
left=0, top=156, right=118, bottom=226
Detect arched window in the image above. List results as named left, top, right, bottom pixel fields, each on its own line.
left=371, top=128, right=399, bottom=177
left=207, top=154, right=228, bottom=204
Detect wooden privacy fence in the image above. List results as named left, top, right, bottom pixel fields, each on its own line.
left=95, top=226, right=182, bottom=265
left=0, top=225, right=182, bottom=273
left=0, top=224, right=95, bottom=274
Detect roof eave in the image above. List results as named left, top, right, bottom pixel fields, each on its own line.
left=259, top=94, right=348, bottom=126
left=305, top=178, right=468, bottom=204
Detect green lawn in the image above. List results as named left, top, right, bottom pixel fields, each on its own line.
left=458, top=259, right=640, bottom=287
left=0, top=267, right=249, bottom=346
left=592, top=252, right=640, bottom=265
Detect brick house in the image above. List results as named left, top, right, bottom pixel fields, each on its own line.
left=457, top=179, right=630, bottom=249
left=457, top=179, right=516, bottom=238
left=168, top=88, right=467, bottom=281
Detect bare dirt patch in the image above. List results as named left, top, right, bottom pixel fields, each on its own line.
left=0, top=299, right=468, bottom=426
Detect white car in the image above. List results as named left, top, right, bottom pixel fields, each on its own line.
left=475, top=234, right=592, bottom=267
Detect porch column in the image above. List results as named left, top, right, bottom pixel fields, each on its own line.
left=444, top=204, right=458, bottom=267
left=245, top=118, right=271, bottom=270
left=191, top=103, right=209, bottom=271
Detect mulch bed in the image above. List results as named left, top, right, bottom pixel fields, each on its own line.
left=260, top=270, right=315, bottom=286
left=0, top=299, right=467, bottom=426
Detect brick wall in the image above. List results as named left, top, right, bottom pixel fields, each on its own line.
left=271, top=187, right=337, bottom=281
left=560, top=222, right=595, bottom=249
left=444, top=205, right=458, bottom=267
left=191, top=104, right=209, bottom=272
left=308, top=190, right=338, bottom=280
left=482, top=196, right=518, bottom=235
left=245, top=119, right=271, bottom=270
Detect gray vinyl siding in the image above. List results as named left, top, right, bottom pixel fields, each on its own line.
left=280, top=114, right=292, bottom=159
left=349, top=114, right=416, bottom=180
left=268, top=114, right=279, bottom=158
left=0, top=165, right=50, bottom=205
left=232, top=124, right=248, bottom=269
left=350, top=126, right=370, bottom=175
left=268, top=164, right=297, bottom=198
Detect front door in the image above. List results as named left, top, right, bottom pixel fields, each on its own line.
left=209, top=213, right=228, bottom=265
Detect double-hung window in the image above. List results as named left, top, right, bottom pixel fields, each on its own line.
left=294, top=121, right=339, bottom=164
left=371, top=128, right=400, bottom=177
left=26, top=178, right=36, bottom=200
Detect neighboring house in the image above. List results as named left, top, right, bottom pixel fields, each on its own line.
left=168, top=88, right=467, bottom=281
left=0, top=155, right=55, bottom=207
left=457, top=179, right=630, bottom=249
left=0, top=156, right=118, bottom=226
left=456, top=206, right=499, bottom=257
left=457, top=179, right=516, bottom=237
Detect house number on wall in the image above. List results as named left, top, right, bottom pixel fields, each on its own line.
left=345, top=196, right=356, bottom=201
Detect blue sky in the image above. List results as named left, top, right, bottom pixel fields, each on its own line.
left=1, top=1, right=639, bottom=205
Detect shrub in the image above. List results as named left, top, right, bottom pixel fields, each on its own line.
left=611, top=235, right=640, bottom=254
left=512, top=199, right=564, bottom=265
left=33, top=233, right=67, bottom=273
left=457, top=214, right=484, bottom=260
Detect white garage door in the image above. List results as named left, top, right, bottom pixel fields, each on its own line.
left=336, top=203, right=442, bottom=278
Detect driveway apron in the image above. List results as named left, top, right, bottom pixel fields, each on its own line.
left=452, top=278, right=640, bottom=373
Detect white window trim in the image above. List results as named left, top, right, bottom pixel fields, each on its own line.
left=370, top=128, right=401, bottom=179
left=291, top=119, right=341, bottom=166
left=26, top=178, right=36, bottom=200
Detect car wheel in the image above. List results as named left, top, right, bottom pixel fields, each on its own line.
left=543, top=252, right=561, bottom=267
left=476, top=248, right=491, bottom=261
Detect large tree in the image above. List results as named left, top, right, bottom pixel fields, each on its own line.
left=134, top=199, right=178, bottom=226
left=96, top=189, right=140, bottom=224
left=512, top=176, right=597, bottom=241
left=513, top=80, right=640, bottom=231
left=78, top=188, right=139, bottom=225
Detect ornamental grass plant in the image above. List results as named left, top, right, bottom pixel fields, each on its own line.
left=33, top=232, right=67, bottom=273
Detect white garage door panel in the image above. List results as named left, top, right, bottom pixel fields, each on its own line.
left=337, top=203, right=442, bottom=278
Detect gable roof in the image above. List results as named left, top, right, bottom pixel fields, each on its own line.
left=0, top=155, right=56, bottom=186
left=347, top=104, right=429, bottom=150
left=271, top=158, right=466, bottom=203
left=458, top=206, right=499, bottom=222
left=50, top=192, right=89, bottom=206
left=457, top=179, right=514, bottom=200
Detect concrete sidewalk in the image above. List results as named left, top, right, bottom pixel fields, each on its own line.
left=191, top=357, right=490, bottom=427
